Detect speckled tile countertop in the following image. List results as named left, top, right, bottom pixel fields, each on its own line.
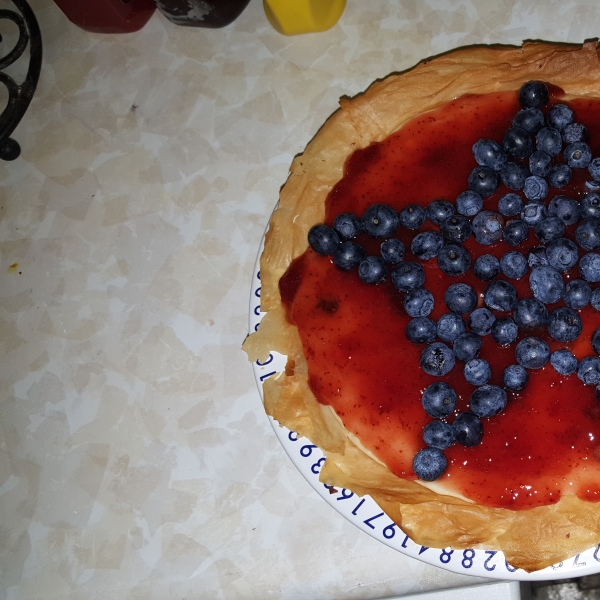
left=2, top=1, right=600, bottom=598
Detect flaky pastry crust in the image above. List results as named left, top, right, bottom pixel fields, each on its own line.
left=243, top=41, right=600, bottom=572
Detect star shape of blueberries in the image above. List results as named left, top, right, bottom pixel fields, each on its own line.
left=307, top=80, right=600, bottom=482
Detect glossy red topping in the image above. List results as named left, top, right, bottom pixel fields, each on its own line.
left=280, top=91, right=600, bottom=510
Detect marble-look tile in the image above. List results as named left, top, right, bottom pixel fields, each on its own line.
left=2, top=0, right=599, bottom=598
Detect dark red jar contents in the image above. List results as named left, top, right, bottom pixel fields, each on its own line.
left=52, top=0, right=155, bottom=33
left=155, top=0, right=251, bottom=27
left=280, top=91, right=600, bottom=510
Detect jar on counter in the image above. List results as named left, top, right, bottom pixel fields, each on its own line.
left=263, top=0, right=346, bottom=35
left=155, top=0, right=251, bottom=28
left=52, top=0, right=156, bottom=33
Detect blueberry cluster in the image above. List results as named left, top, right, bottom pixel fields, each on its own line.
left=306, top=80, right=600, bottom=483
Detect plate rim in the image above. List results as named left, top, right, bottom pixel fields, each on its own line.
left=247, top=232, right=600, bottom=581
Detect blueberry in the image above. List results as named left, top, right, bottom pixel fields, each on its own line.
left=562, top=122, right=589, bottom=144
left=589, top=158, right=600, bottom=182
left=472, top=211, right=504, bottom=245
left=513, top=298, right=550, bottom=329
left=535, top=217, right=566, bottom=244
left=521, top=202, right=548, bottom=227
left=503, top=127, right=533, bottom=159
left=535, top=236, right=576, bottom=272
left=592, top=288, right=600, bottom=311
left=563, top=139, right=586, bottom=171
left=468, top=308, right=496, bottom=336
left=498, top=193, right=524, bottom=217
left=515, top=336, right=550, bottom=369
left=380, top=238, right=405, bottom=264
left=413, top=447, right=447, bottom=481
left=513, top=107, right=545, bottom=133
left=445, top=283, right=478, bottom=314
left=453, top=332, right=483, bottom=362
left=529, top=265, right=564, bottom=304
left=565, top=141, right=592, bottom=169
left=502, top=364, right=529, bottom=391
left=518, top=81, right=549, bottom=109
left=464, top=358, right=492, bottom=386
left=468, top=166, right=500, bottom=197
left=404, top=288, right=435, bottom=318
left=528, top=246, right=549, bottom=268
left=456, top=190, right=483, bottom=217
left=421, top=382, right=457, bottom=418
left=546, top=238, right=579, bottom=273
left=308, top=224, right=340, bottom=255
left=470, top=385, right=507, bottom=418
left=411, top=231, right=444, bottom=261
left=472, top=138, right=507, bottom=170
left=362, top=203, right=399, bottom=238
left=563, top=279, right=592, bottom=310
left=405, top=317, right=437, bottom=344
left=441, top=214, right=472, bottom=243
left=550, top=349, right=578, bottom=376
left=333, top=240, right=367, bottom=270
left=500, top=250, right=528, bottom=280
left=576, top=219, right=600, bottom=250
left=566, top=137, right=589, bottom=171
left=423, top=421, right=455, bottom=450
left=579, top=252, right=600, bottom=283
left=420, top=342, right=455, bottom=376
left=483, top=279, right=518, bottom=311
left=452, top=412, right=484, bottom=447
left=548, top=307, right=582, bottom=342
left=536, top=127, right=562, bottom=156
left=474, top=254, right=500, bottom=281
left=503, top=220, right=529, bottom=246
left=333, top=212, right=361, bottom=240
left=500, top=161, right=529, bottom=190
left=523, top=175, right=549, bottom=202
left=437, top=244, right=471, bottom=276
left=548, top=103, right=574, bottom=131
left=358, top=256, right=387, bottom=284
left=577, top=356, right=600, bottom=385
left=437, top=313, right=466, bottom=343
left=548, top=164, right=572, bottom=188
left=491, top=317, right=518, bottom=346
left=547, top=195, right=580, bottom=225
left=399, top=204, right=426, bottom=230
left=426, top=199, right=455, bottom=226
left=592, top=328, right=600, bottom=355
left=391, top=261, right=425, bottom=291
left=581, top=192, right=600, bottom=219
left=529, top=150, right=552, bottom=177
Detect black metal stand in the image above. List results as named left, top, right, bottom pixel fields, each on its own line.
left=0, top=0, right=42, bottom=161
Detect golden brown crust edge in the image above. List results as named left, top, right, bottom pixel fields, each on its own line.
left=243, top=41, right=600, bottom=572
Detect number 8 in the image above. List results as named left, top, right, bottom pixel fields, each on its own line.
left=440, top=548, right=454, bottom=564
left=462, top=549, right=475, bottom=568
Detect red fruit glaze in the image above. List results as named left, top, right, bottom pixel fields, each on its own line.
left=280, top=91, right=600, bottom=509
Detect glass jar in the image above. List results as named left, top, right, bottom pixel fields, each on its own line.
left=155, top=0, right=251, bottom=28
left=52, top=0, right=156, bottom=33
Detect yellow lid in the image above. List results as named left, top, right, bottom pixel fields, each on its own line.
left=264, top=0, right=346, bottom=36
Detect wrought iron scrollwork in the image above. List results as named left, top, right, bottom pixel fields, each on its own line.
left=0, top=0, right=42, bottom=161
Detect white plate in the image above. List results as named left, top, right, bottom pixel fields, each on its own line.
left=248, top=237, right=600, bottom=581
